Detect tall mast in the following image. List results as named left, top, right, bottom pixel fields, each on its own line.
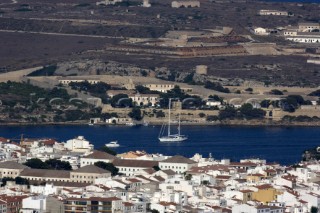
left=178, top=114, right=181, bottom=135
left=168, top=98, right=171, bottom=136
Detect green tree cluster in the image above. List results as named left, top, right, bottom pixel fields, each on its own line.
left=204, top=81, right=230, bottom=93
left=24, top=158, right=72, bottom=170
left=94, top=161, right=119, bottom=176
left=1, top=177, right=30, bottom=186
left=218, top=104, right=265, bottom=120
left=69, top=81, right=111, bottom=94
left=309, top=89, right=320, bottom=97
left=99, top=146, right=117, bottom=156
left=128, top=107, right=143, bottom=121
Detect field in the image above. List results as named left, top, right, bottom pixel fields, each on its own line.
left=0, top=0, right=319, bottom=86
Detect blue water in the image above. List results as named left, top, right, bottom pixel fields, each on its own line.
left=261, top=0, right=320, bottom=3
left=1, top=125, right=320, bottom=165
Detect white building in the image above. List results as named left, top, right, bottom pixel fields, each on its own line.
left=129, top=94, right=159, bottom=106
left=30, top=183, right=58, bottom=195
left=80, top=150, right=117, bottom=167
left=286, top=32, right=320, bottom=43
left=20, top=195, right=64, bottom=213
left=159, top=155, right=197, bottom=174
left=64, top=136, right=94, bottom=153
left=258, top=10, right=288, bottom=16
left=206, top=100, right=222, bottom=107
left=143, top=84, right=175, bottom=93
left=232, top=204, right=284, bottom=213
left=58, top=79, right=100, bottom=85
left=298, top=22, right=320, bottom=32
left=113, top=159, right=158, bottom=176
left=253, top=27, right=270, bottom=35
left=300, top=192, right=320, bottom=211
left=106, top=117, right=133, bottom=125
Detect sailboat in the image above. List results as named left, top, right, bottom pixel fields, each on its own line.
left=158, top=99, right=188, bottom=142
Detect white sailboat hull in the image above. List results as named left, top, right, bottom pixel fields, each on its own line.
left=158, top=135, right=188, bottom=142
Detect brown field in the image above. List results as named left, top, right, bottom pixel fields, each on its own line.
left=0, top=0, right=319, bottom=86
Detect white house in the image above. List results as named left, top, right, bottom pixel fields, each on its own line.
left=129, top=93, right=159, bottom=106
left=150, top=201, right=181, bottom=213
left=300, top=192, right=320, bottom=210
left=258, top=10, right=288, bottom=16
left=232, top=204, right=284, bottom=213
left=159, top=155, right=197, bottom=174
left=206, top=100, right=222, bottom=107
left=20, top=195, right=64, bottom=213
left=30, top=183, right=58, bottom=195
left=64, top=136, right=94, bottom=153
left=143, top=84, right=175, bottom=93
left=253, top=27, right=269, bottom=35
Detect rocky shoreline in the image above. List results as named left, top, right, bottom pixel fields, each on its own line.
left=0, top=120, right=320, bottom=127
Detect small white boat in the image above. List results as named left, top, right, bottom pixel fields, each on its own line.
left=105, top=141, right=120, bottom=148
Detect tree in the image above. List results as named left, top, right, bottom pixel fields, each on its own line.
left=110, top=94, right=132, bottom=108
left=209, top=95, right=223, bottom=102
left=99, top=146, right=117, bottom=156
left=15, top=177, right=30, bottom=185
left=206, top=115, right=219, bottom=122
left=128, top=107, right=143, bottom=121
left=204, top=81, right=230, bottom=93
left=153, top=165, right=161, bottom=171
left=240, top=103, right=265, bottom=119
left=45, top=159, right=72, bottom=170
left=199, top=112, right=206, bottom=118
left=155, top=110, right=165, bottom=118
left=24, top=158, right=51, bottom=169
left=185, top=174, right=192, bottom=180
left=245, top=88, right=253, bottom=92
left=260, top=100, right=270, bottom=108
left=311, top=206, right=318, bottom=213
left=309, top=89, right=320, bottom=97
left=94, top=161, right=119, bottom=176
left=270, top=89, right=283, bottom=95
left=0, top=177, right=14, bottom=186
left=219, top=107, right=237, bottom=120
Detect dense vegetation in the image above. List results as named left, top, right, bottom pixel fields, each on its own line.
left=94, top=161, right=119, bottom=176
left=24, top=158, right=72, bottom=170
left=204, top=81, right=230, bottom=93
left=99, top=146, right=117, bottom=156
left=218, top=104, right=266, bottom=120
left=1, top=177, right=30, bottom=187
left=309, top=89, right=320, bottom=97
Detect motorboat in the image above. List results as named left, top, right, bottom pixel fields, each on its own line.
left=105, top=141, right=120, bottom=148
